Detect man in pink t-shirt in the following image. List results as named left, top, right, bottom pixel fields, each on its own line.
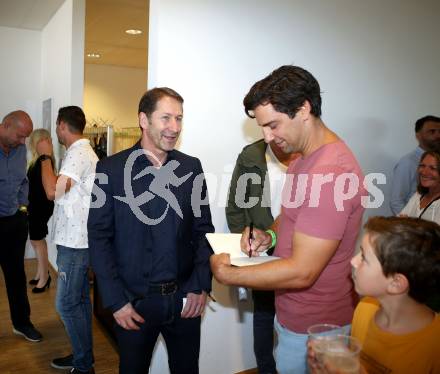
left=211, top=65, right=365, bottom=374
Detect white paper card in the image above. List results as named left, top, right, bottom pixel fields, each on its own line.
left=206, top=233, right=280, bottom=267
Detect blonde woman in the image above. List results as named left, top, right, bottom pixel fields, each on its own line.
left=27, top=129, right=54, bottom=292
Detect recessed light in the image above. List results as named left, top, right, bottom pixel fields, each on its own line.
left=125, top=29, right=142, bottom=35
left=87, top=53, right=101, bottom=58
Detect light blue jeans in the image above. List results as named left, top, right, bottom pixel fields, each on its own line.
left=56, top=245, right=93, bottom=372
left=274, top=316, right=350, bottom=374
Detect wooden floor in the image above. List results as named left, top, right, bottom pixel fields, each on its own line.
left=0, top=259, right=119, bottom=373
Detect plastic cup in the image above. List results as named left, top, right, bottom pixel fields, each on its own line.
left=307, top=324, right=343, bottom=367
left=307, top=323, right=343, bottom=340
left=321, top=335, right=362, bottom=374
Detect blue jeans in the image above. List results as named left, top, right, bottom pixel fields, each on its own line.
left=274, top=317, right=351, bottom=374
left=56, top=245, right=93, bottom=372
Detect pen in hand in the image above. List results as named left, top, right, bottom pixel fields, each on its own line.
left=248, top=222, right=253, bottom=258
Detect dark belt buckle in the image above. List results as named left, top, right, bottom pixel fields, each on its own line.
left=161, top=282, right=177, bottom=295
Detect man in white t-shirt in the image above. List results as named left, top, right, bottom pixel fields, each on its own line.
left=38, top=106, right=98, bottom=374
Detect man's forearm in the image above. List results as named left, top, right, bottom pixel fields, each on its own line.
left=216, top=257, right=314, bottom=290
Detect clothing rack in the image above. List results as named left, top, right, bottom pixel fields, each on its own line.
left=113, top=127, right=140, bottom=154
left=83, top=125, right=140, bottom=157
left=83, top=125, right=114, bottom=158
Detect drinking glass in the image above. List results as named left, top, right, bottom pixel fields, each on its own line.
left=321, top=335, right=362, bottom=374
left=307, top=324, right=343, bottom=368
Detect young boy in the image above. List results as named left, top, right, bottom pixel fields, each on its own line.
left=310, top=216, right=440, bottom=373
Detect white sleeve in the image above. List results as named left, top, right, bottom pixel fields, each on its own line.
left=59, top=147, right=89, bottom=183
left=399, top=193, right=419, bottom=217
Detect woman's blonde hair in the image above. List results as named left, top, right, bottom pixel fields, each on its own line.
left=28, top=128, right=52, bottom=166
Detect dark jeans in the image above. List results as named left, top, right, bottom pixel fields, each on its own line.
left=253, top=290, right=276, bottom=374
left=0, top=211, right=32, bottom=328
left=115, top=290, right=201, bottom=374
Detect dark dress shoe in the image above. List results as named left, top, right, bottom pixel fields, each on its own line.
left=13, top=325, right=43, bottom=342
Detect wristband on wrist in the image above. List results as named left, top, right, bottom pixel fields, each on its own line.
left=18, top=205, right=28, bottom=213
left=265, top=229, right=277, bottom=249
left=38, top=154, right=52, bottom=162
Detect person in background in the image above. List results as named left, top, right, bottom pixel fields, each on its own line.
left=400, top=151, right=440, bottom=222
left=27, top=129, right=54, bottom=293
left=390, top=115, right=440, bottom=214
left=38, top=106, right=97, bottom=374
left=226, top=139, right=298, bottom=374
left=211, top=65, right=364, bottom=374
left=0, top=110, right=42, bottom=342
left=399, top=150, right=440, bottom=311
left=308, top=216, right=440, bottom=374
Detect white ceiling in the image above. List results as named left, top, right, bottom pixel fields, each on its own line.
left=0, top=0, right=65, bottom=30
left=85, top=0, right=148, bottom=69
left=0, top=0, right=148, bottom=69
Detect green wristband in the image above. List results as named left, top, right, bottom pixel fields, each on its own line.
left=265, top=229, right=277, bottom=249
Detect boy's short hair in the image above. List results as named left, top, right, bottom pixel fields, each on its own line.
left=365, top=216, right=440, bottom=304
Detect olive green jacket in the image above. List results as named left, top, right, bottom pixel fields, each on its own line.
left=226, top=139, right=275, bottom=235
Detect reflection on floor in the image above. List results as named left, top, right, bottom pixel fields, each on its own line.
left=0, top=259, right=119, bottom=373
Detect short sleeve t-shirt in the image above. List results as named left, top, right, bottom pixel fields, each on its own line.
left=352, top=297, right=440, bottom=374
left=275, top=141, right=365, bottom=333
left=52, top=139, right=98, bottom=248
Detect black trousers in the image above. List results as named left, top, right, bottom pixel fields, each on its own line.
left=252, top=290, right=276, bottom=374
left=0, top=211, right=32, bottom=328
left=115, top=290, right=201, bottom=374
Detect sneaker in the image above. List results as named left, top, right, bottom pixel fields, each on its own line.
left=70, top=368, right=95, bottom=374
left=51, top=354, right=74, bottom=370
left=12, top=325, right=42, bottom=342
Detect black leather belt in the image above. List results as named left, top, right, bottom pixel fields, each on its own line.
left=148, top=281, right=178, bottom=296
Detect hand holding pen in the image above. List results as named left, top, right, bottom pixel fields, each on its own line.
left=241, top=225, right=273, bottom=256
left=248, top=222, right=253, bottom=258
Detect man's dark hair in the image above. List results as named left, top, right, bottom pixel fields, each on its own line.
left=416, top=151, right=440, bottom=195
left=415, top=115, right=440, bottom=133
left=365, top=216, right=440, bottom=304
left=138, top=87, right=184, bottom=118
left=243, top=65, right=322, bottom=119
left=57, top=106, right=86, bottom=135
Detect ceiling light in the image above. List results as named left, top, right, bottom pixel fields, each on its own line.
left=87, top=53, right=101, bottom=58
left=125, top=29, right=142, bottom=35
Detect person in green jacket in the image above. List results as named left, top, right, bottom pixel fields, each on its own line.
left=226, top=138, right=297, bottom=374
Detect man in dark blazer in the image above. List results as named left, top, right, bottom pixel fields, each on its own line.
left=88, top=87, right=214, bottom=374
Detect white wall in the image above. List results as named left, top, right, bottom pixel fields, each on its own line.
left=0, top=27, right=42, bottom=122
left=84, top=64, right=147, bottom=128
left=41, top=0, right=85, bottom=268
left=148, top=0, right=440, bottom=372
left=41, top=0, right=85, bottom=132
left=0, top=26, right=43, bottom=258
